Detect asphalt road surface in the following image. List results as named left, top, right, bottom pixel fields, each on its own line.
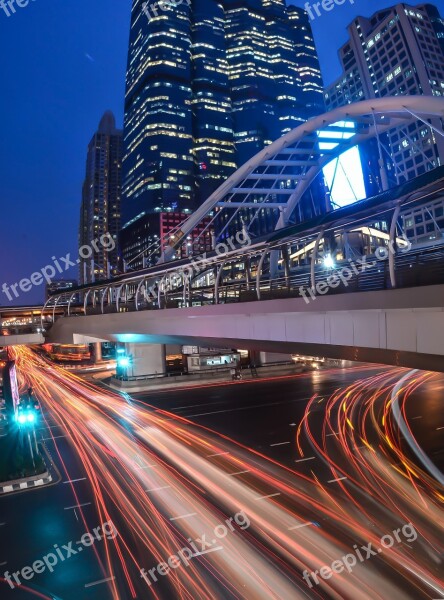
left=0, top=349, right=442, bottom=600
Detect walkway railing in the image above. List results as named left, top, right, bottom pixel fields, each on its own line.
left=38, top=164, right=444, bottom=332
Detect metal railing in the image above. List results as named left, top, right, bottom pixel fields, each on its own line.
left=39, top=169, right=444, bottom=332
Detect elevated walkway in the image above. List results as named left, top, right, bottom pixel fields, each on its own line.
left=48, top=284, right=444, bottom=371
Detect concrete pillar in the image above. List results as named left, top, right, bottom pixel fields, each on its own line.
left=124, top=343, right=166, bottom=377
left=259, top=352, right=293, bottom=365
left=91, top=342, right=103, bottom=364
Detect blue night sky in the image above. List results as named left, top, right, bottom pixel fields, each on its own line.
left=0, top=0, right=443, bottom=304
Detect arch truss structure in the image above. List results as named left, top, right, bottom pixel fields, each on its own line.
left=162, top=96, right=444, bottom=261
left=40, top=97, right=444, bottom=330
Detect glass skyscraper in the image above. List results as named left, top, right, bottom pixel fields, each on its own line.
left=79, top=111, right=122, bottom=284
left=324, top=3, right=444, bottom=184
left=121, top=0, right=324, bottom=264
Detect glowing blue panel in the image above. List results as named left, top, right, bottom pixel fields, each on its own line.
left=318, top=121, right=366, bottom=208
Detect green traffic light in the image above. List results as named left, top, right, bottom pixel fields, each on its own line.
left=117, top=356, right=130, bottom=368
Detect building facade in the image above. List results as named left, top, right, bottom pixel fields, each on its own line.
left=324, top=3, right=444, bottom=184
left=79, top=111, right=123, bottom=284
left=120, top=210, right=214, bottom=270
left=121, top=0, right=324, bottom=264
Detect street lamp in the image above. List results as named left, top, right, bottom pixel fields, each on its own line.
left=323, top=254, right=335, bottom=269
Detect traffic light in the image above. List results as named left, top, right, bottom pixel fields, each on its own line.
left=116, top=352, right=132, bottom=380
left=17, top=413, right=27, bottom=425
left=15, top=405, right=37, bottom=426
left=117, top=355, right=131, bottom=369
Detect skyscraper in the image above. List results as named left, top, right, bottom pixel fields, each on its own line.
left=121, top=0, right=324, bottom=264
left=79, top=111, right=123, bottom=284
left=224, top=0, right=324, bottom=165
left=324, top=3, right=444, bottom=184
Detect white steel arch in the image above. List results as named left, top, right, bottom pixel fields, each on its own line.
left=162, top=96, right=444, bottom=261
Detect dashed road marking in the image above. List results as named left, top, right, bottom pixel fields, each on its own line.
left=288, top=522, right=312, bottom=530
left=170, top=513, right=197, bottom=522
left=327, top=477, right=348, bottom=484
left=255, top=492, right=281, bottom=500
left=270, top=442, right=290, bottom=447
left=295, top=457, right=316, bottom=463
left=183, top=396, right=313, bottom=418
left=229, top=470, right=251, bottom=476
left=207, top=452, right=230, bottom=458
left=146, top=485, right=171, bottom=493
left=63, top=478, right=87, bottom=484
left=64, top=502, right=92, bottom=511
left=192, top=547, right=223, bottom=557
left=85, top=576, right=115, bottom=588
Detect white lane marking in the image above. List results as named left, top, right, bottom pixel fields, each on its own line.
left=229, top=470, right=251, bottom=476
left=270, top=442, right=290, bottom=447
left=173, top=398, right=224, bottom=410
left=36, top=424, right=60, bottom=431
left=288, top=522, right=312, bottom=530
left=64, top=502, right=92, bottom=511
left=255, top=492, right=281, bottom=500
left=183, top=396, right=314, bottom=418
left=146, top=485, right=171, bottom=493
left=63, top=478, right=87, bottom=484
left=207, top=452, right=230, bottom=458
left=170, top=513, right=197, bottom=522
left=85, top=576, right=116, bottom=588
left=295, top=456, right=316, bottom=463
left=410, top=416, right=423, bottom=420
left=289, top=423, right=297, bottom=427
left=328, top=477, right=348, bottom=483
left=192, top=547, right=224, bottom=557
left=41, top=435, right=67, bottom=441
left=326, top=432, right=339, bottom=437
left=437, top=427, right=444, bottom=431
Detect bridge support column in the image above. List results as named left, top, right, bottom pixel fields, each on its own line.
left=259, top=352, right=293, bottom=366
left=91, top=342, right=103, bottom=364
left=124, top=343, right=166, bottom=378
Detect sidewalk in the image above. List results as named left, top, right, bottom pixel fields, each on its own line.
left=0, top=443, right=58, bottom=495
left=104, top=363, right=308, bottom=393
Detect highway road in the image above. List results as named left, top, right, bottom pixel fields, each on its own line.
left=0, top=347, right=442, bottom=599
